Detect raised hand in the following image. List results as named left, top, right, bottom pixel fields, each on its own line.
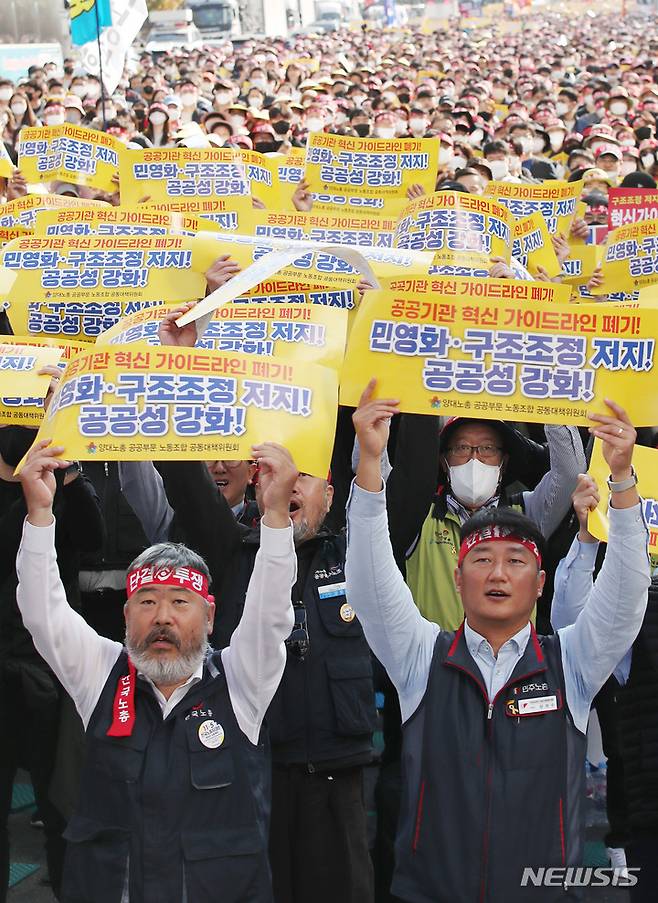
left=158, top=302, right=199, bottom=347
left=18, top=439, right=70, bottom=527
left=588, top=400, right=639, bottom=509
left=352, top=379, right=399, bottom=491
left=571, top=473, right=600, bottom=543
left=251, top=443, right=299, bottom=529
left=205, top=254, right=241, bottom=292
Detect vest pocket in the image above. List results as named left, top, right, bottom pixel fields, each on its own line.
left=326, top=657, right=377, bottom=736
left=62, top=816, right=130, bottom=902
left=182, top=827, right=264, bottom=902
left=189, top=747, right=235, bottom=790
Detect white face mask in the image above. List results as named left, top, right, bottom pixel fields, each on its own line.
left=305, top=117, right=324, bottom=132
left=449, top=458, right=501, bottom=509
left=409, top=117, right=426, bottom=134
left=70, top=84, right=87, bottom=98
left=548, top=132, right=564, bottom=151
left=214, top=92, right=231, bottom=106
left=468, top=128, right=484, bottom=146
left=518, top=136, right=533, bottom=155
left=492, top=87, right=507, bottom=103
left=488, top=159, right=509, bottom=180
left=555, top=101, right=570, bottom=118
left=66, top=111, right=81, bottom=124
left=229, top=115, right=246, bottom=130
left=0, top=87, right=13, bottom=101
left=351, top=94, right=366, bottom=106
left=44, top=113, right=65, bottom=126
left=609, top=101, right=628, bottom=116
left=180, top=92, right=197, bottom=108
left=395, top=120, right=407, bottom=136
left=10, top=102, right=26, bottom=116
left=642, top=153, right=655, bottom=168
left=451, top=155, right=467, bottom=171
left=250, top=78, right=266, bottom=90
left=149, top=111, right=167, bottom=126
left=86, top=84, right=100, bottom=99
left=531, top=137, right=545, bottom=154
left=374, top=126, right=396, bottom=139
left=438, top=146, right=453, bottom=165
left=620, top=161, right=637, bottom=177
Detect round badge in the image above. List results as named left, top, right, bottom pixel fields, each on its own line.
left=340, top=602, right=356, bottom=623
left=198, top=720, right=224, bottom=749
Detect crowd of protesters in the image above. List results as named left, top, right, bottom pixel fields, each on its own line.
left=1, top=6, right=658, bottom=903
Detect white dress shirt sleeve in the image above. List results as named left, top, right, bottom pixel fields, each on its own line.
left=16, top=518, right=123, bottom=728
left=221, top=521, right=296, bottom=745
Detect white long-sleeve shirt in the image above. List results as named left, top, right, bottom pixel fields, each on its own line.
left=345, top=481, right=650, bottom=734
left=16, top=516, right=296, bottom=745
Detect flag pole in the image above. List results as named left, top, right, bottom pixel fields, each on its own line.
left=93, top=0, right=107, bottom=127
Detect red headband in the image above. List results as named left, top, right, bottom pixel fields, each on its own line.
left=457, top=526, right=542, bottom=569
left=126, top=565, right=215, bottom=604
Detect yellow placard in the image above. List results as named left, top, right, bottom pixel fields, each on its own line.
left=512, top=212, right=561, bottom=279
left=0, top=341, right=63, bottom=397
left=3, top=235, right=213, bottom=305
left=6, top=298, right=167, bottom=343
left=27, top=346, right=338, bottom=478
left=594, top=219, right=658, bottom=295
left=340, top=289, right=658, bottom=425
left=146, top=197, right=252, bottom=232
left=0, top=142, right=14, bottom=179
left=485, top=179, right=583, bottom=235
left=393, top=191, right=513, bottom=275
left=562, top=242, right=603, bottom=287
left=588, top=440, right=658, bottom=562
left=119, top=147, right=252, bottom=206
left=304, top=132, right=439, bottom=212
left=239, top=208, right=398, bottom=249
left=277, top=148, right=306, bottom=208
left=97, top=302, right=348, bottom=370
left=34, top=206, right=221, bottom=238
left=0, top=336, right=89, bottom=426
left=379, top=274, right=572, bottom=305
left=18, top=124, right=124, bottom=192
left=232, top=149, right=282, bottom=209
left=239, top=281, right=357, bottom=309
left=0, top=194, right=109, bottom=232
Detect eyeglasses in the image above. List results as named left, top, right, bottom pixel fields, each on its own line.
left=212, top=459, right=252, bottom=470
left=285, top=601, right=310, bottom=662
left=446, top=444, right=503, bottom=462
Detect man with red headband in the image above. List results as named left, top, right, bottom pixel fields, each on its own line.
left=15, top=438, right=299, bottom=903
left=345, top=381, right=650, bottom=903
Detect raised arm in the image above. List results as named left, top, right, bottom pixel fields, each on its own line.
left=523, top=425, right=586, bottom=537
left=16, top=441, right=122, bottom=727
left=346, top=381, right=439, bottom=723
left=221, top=443, right=297, bottom=744
left=559, top=403, right=650, bottom=733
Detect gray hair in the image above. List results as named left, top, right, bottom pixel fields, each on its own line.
left=128, top=542, right=212, bottom=587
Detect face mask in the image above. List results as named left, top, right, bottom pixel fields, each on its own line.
left=10, top=102, right=26, bottom=116
left=382, top=92, right=397, bottom=104
left=468, top=128, right=484, bottom=146
left=149, top=111, right=167, bottom=126
left=351, top=94, right=366, bottom=105
left=438, top=146, right=453, bottom=165
left=409, top=117, right=426, bottom=134
left=0, top=88, right=13, bottom=101
left=180, top=92, right=197, bottom=108
left=548, top=132, right=563, bottom=151
left=492, top=87, right=507, bottom=103
left=142, top=85, right=154, bottom=96
left=354, top=122, right=370, bottom=137
left=334, top=112, right=347, bottom=126
left=642, top=153, right=655, bottom=168
left=0, top=426, right=37, bottom=468
left=531, top=137, right=545, bottom=154
left=255, top=141, right=278, bottom=154
left=609, top=101, right=629, bottom=117
left=305, top=117, right=324, bottom=132
left=248, top=96, right=263, bottom=109
left=620, top=161, right=637, bottom=176
left=103, top=106, right=116, bottom=120
left=488, top=159, right=509, bottom=180
left=395, top=120, right=407, bottom=136
left=584, top=95, right=596, bottom=112
left=250, top=78, right=266, bottom=90
left=518, top=136, right=533, bottom=154
left=229, top=115, right=245, bottom=130
left=441, top=84, right=456, bottom=97
left=70, top=83, right=87, bottom=98
left=44, top=113, right=65, bottom=126
left=448, top=458, right=501, bottom=509
left=555, top=102, right=570, bottom=118
left=374, top=126, right=396, bottom=139
left=214, top=91, right=231, bottom=106
left=86, top=84, right=100, bottom=99
left=451, top=155, right=467, bottom=170
left=66, top=111, right=81, bottom=124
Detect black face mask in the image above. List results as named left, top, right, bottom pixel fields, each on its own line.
left=272, top=120, right=291, bottom=136
left=64, top=66, right=75, bottom=76
left=142, top=85, right=154, bottom=96
left=354, top=123, right=370, bottom=137
left=0, top=426, right=36, bottom=468
left=254, top=141, right=280, bottom=154
left=398, top=92, right=410, bottom=104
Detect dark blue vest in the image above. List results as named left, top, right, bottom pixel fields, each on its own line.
left=393, top=625, right=587, bottom=903
left=61, top=650, right=272, bottom=903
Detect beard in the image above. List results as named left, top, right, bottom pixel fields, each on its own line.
left=125, top=624, right=210, bottom=687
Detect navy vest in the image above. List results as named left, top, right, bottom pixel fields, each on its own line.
left=61, top=650, right=272, bottom=903
left=393, top=625, right=587, bottom=903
